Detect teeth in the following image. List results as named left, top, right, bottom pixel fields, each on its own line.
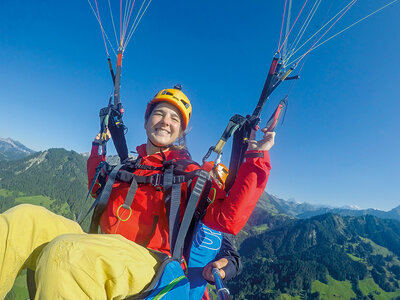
left=157, top=129, right=169, bottom=134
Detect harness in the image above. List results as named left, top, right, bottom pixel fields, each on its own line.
left=84, top=154, right=215, bottom=298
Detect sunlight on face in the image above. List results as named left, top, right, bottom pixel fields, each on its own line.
left=145, top=102, right=182, bottom=148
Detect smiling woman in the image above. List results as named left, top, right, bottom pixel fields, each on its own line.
left=145, top=102, right=183, bottom=151
left=0, top=85, right=276, bottom=299
left=143, top=85, right=192, bottom=154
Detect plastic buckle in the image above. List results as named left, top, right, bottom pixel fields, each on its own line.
left=173, top=175, right=186, bottom=184
left=152, top=173, right=162, bottom=186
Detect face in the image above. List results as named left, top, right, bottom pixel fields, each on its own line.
left=145, top=102, right=182, bottom=148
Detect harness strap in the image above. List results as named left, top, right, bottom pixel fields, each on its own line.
left=116, top=169, right=201, bottom=186
left=172, top=169, right=211, bottom=259
left=89, top=164, right=123, bottom=233
left=77, top=161, right=108, bottom=224
left=122, top=176, right=138, bottom=209
left=169, top=182, right=181, bottom=253
left=244, top=152, right=264, bottom=158
left=163, top=165, right=179, bottom=254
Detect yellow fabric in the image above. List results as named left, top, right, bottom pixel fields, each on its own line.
left=0, top=204, right=159, bottom=299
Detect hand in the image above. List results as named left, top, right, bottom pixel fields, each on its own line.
left=94, top=127, right=111, bottom=143
left=202, top=258, right=228, bottom=283
left=247, top=127, right=276, bottom=151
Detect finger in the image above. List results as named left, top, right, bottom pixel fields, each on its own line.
left=202, top=265, right=215, bottom=283
left=212, top=258, right=229, bottom=269
left=249, top=129, right=256, bottom=141
left=219, top=269, right=226, bottom=279
left=263, top=131, right=276, bottom=140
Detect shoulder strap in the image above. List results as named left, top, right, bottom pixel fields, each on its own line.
left=172, top=169, right=212, bottom=259
left=89, top=164, right=124, bottom=233
left=77, top=161, right=109, bottom=224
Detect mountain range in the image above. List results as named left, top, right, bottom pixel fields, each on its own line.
left=2, top=139, right=400, bottom=299
left=268, top=193, right=400, bottom=222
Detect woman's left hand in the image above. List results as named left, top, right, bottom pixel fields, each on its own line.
left=202, top=258, right=228, bottom=283
left=247, top=127, right=276, bottom=151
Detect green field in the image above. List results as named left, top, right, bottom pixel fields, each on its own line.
left=14, top=195, right=53, bottom=207
left=0, top=189, right=23, bottom=197
left=358, top=277, right=400, bottom=299
left=5, top=271, right=29, bottom=300
left=1, top=188, right=72, bottom=216
left=360, top=237, right=393, bottom=257
left=311, top=275, right=356, bottom=299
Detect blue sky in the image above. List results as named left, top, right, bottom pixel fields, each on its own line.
left=1, top=0, right=399, bottom=211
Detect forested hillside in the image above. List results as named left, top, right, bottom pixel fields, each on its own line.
left=0, top=148, right=89, bottom=220
left=229, top=213, right=400, bottom=299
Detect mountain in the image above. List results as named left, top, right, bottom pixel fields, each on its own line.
left=229, top=213, right=400, bottom=299
left=0, top=148, right=89, bottom=220
left=0, top=138, right=35, bottom=161
left=263, top=193, right=400, bottom=222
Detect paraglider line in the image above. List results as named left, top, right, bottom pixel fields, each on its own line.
left=285, top=0, right=357, bottom=65
left=120, top=0, right=123, bottom=43
left=88, top=0, right=117, bottom=57
left=124, top=0, right=150, bottom=47
left=107, top=0, right=120, bottom=46
left=294, top=0, right=358, bottom=65
left=122, top=0, right=131, bottom=43
left=122, top=0, right=137, bottom=46
left=284, top=0, right=321, bottom=67
left=310, top=0, right=399, bottom=53
left=124, top=0, right=153, bottom=49
left=278, top=0, right=309, bottom=54
left=278, top=0, right=288, bottom=52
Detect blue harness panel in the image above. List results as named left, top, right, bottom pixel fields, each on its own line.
left=187, top=222, right=222, bottom=299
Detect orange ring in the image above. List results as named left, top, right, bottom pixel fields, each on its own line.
left=116, top=204, right=132, bottom=222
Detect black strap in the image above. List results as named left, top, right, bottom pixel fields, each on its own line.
left=141, top=215, right=159, bottom=247
left=244, top=152, right=264, bottom=158
left=77, top=161, right=108, bottom=224
left=89, top=164, right=123, bottom=233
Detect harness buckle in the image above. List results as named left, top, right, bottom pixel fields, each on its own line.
left=152, top=173, right=163, bottom=186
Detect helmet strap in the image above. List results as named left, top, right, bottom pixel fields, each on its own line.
left=147, top=137, right=172, bottom=150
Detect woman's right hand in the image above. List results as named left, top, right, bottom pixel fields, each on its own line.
left=94, top=127, right=112, bottom=143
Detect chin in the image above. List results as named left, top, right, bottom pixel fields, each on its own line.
left=150, top=137, right=172, bottom=147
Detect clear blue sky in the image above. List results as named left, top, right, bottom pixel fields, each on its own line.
left=1, top=0, right=399, bottom=211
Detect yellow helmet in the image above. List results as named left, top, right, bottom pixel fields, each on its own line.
left=145, top=85, right=192, bottom=130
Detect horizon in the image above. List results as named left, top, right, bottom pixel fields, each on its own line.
left=2, top=135, right=399, bottom=213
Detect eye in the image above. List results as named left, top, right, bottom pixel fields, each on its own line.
left=171, top=115, right=180, bottom=123
left=153, top=110, right=163, bottom=116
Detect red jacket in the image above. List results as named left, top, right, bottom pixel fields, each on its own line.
left=87, top=144, right=271, bottom=255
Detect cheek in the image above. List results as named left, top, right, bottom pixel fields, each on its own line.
left=171, top=123, right=182, bottom=134
left=147, top=116, right=161, bottom=128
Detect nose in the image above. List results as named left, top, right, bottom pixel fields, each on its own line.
left=160, top=114, right=172, bottom=126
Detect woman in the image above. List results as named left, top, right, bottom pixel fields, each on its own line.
left=0, top=86, right=274, bottom=299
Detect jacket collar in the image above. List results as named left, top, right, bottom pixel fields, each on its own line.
left=136, top=144, right=190, bottom=163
